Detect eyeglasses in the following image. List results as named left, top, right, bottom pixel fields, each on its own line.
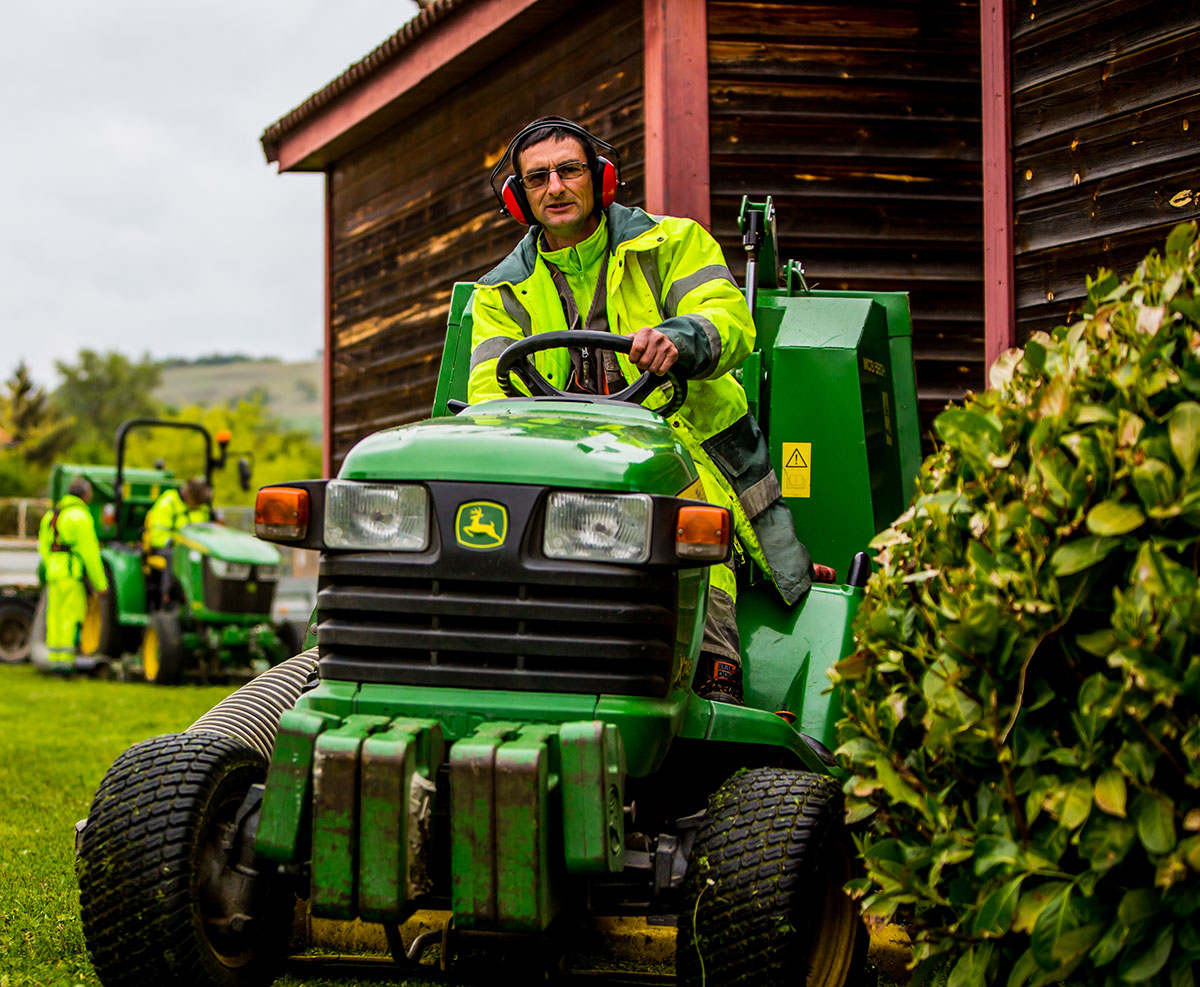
left=519, top=160, right=589, bottom=190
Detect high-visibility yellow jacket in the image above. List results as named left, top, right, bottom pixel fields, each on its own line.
left=37, top=494, right=108, bottom=590
left=143, top=488, right=211, bottom=551
left=468, top=203, right=812, bottom=603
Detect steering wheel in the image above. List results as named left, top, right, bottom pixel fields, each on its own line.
left=494, top=330, right=688, bottom=418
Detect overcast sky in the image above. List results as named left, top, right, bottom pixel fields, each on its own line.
left=1, top=0, right=419, bottom=389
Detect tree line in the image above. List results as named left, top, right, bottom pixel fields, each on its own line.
left=0, top=351, right=322, bottom=505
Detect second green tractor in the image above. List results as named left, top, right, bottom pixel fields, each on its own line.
left=45, top=419, right=298, bottom=682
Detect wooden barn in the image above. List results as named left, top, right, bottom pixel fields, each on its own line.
left=260, top=0, right=1200, bottom=474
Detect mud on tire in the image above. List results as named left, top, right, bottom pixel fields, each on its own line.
left=78, top=733, right=289, bottom=987
left=676, top=767, right=867, bottom=987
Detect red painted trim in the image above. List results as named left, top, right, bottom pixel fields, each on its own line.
left=274, top=0, right=546, bottom=172
left=643, top=0, right=710, bottom=227
left=322, top=171, right=334, bottom=478
left=981, top=0, right=1015, bottom=380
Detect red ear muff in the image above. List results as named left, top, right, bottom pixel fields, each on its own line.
left=595, top=156, right=618, bottom=209
left=501, top=175, right=532, bottom=225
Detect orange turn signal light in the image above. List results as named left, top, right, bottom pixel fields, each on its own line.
left=676, top=504, right=729, bottom=561
left=255, top=487, right=310, bottom=540
left=215, top=428, right=232, bottom=446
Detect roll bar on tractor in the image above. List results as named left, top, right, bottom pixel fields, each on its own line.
left=112, top=419, right=233, bottom=537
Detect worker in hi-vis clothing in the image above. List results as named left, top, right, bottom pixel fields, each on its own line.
left=142, top=477, right=212, bottom=607
left=37, top=476, right=108, bottom=673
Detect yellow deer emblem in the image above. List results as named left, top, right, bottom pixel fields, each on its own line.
left=455, top=501, right=507, bottom=549
left=463, top=507, right=499, bottom=541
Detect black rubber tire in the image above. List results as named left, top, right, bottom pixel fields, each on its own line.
left=144, top=607, right=186, bottom=684
left=77, top=733, right=289, bottom=987
left=676, top=767, right=868, bottom=987
left=0, top=597, right=33, bottom=663
left=273, top=621, right=303, bottom=663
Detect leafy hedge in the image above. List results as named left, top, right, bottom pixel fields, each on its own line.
left=833, top=222, right=1200, bottom=987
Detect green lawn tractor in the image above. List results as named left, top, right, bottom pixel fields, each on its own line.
left=36, top=419, right=299, bottom=681
left=76, top=199, right=921, bottom=985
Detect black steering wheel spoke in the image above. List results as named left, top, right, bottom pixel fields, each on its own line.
left=507, top=359, right=559, bottom=398
left=494, top=330, right=688, bottom=418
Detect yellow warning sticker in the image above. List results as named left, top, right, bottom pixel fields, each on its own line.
left=781, top=442, right=812, bottom=498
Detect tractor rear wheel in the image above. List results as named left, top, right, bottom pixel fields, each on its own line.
left=80, top=563, right=134, bottom=659
left=676, top=767, right=867, bottom=987
left=77, top=733, right=290, bottom=987
left=143, top=607, right=185, bottom=684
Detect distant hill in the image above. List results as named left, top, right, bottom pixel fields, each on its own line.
left=154, top=360, right=322, bottom=438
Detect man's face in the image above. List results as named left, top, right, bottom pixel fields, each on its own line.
left=516, top=136, right=596, bottom=248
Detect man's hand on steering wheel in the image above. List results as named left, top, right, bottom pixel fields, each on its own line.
left=628, top=327, right=679, bottom=375
left=493, top=330, right=689, bottom=418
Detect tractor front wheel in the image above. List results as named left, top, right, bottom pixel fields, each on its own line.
left=77, top=733, right=290, bottom=987
left=143, top=607, right=185, bottom=684
left=676, top=767, right=867, bottom=987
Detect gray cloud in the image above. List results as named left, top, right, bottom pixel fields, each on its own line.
left=0, top=0, right=418, bottom=386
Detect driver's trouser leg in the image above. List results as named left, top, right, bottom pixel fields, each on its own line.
left=684, top=458, right=745, bottom=703
left=701, top=559, right=740, bottom=662
left=697, top=557, right=743, bottom=704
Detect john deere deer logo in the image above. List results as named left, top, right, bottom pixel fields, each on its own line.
left=455, top=501, right=508, bottom=550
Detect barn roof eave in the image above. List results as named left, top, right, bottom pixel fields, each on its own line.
left=260, top=0, right=573, bottom=172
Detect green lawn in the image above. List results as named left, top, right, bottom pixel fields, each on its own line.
left=0, top=664, right=434, bottom=987
left=0, top=665, right=237, bottom=986
left=0, top=662, right=901, bottom=987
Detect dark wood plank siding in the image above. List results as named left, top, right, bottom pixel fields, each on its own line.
left=327, top=0, right=645, bottom=470
left=707, top=1, right=983, bottom=439
left=1011, top=0, right=1200, bottom=340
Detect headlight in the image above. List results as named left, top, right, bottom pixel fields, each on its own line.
left=255, top=564, right=280, bottom=582
left=324, top=480, right=429, bottom=551
left=543, top=492, right=651, bottom=563
left=210, top=558, right=251, bottom=580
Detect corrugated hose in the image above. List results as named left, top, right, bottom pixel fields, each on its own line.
left=186, top=648, right=320, bottom=759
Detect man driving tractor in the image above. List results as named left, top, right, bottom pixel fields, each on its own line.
left=142, top=476, right=212, bottom=607
left=469, top=116, right=816, bottom=705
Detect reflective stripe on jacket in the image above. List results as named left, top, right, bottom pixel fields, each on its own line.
left=468, top=203, right=812, bottom=603
left=36, top=494, right=108, bottom=590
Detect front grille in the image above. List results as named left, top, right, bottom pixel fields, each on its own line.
left=203, top=566, right=276, bottom=616
left=317, top=556, right=678, bottom=696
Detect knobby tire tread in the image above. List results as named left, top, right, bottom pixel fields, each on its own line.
left=78, top=733, right=279, bottom=987
left=676, top=767, right=862, bottom=987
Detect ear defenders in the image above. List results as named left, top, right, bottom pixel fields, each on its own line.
left=489, top=117, right=622, bottom=226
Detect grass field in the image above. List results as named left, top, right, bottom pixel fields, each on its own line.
left=0, top=664, right=238, bottom=986
left=0, top=664, right=436, bottom=987
left=0, top=662, right=904, bottom=987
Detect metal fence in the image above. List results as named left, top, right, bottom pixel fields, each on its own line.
left=0, top=498, right=50, bottom=540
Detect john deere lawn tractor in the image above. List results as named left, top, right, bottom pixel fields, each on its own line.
left=77, top=199, right=921, bottom=985
left=36, top=419, right=298, bottom=681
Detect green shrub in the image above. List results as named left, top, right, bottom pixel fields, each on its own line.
left=833, top=222, right=1200, bottom=987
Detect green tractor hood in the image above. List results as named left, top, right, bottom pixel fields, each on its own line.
left=175, top=522, right=281, bottom=565
left=340, top=398, right=696, bottom=495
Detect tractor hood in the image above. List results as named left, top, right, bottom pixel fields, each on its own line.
left=174, top=522, right=282, bottom=565
left=339, top=399, right=696, bottom=495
